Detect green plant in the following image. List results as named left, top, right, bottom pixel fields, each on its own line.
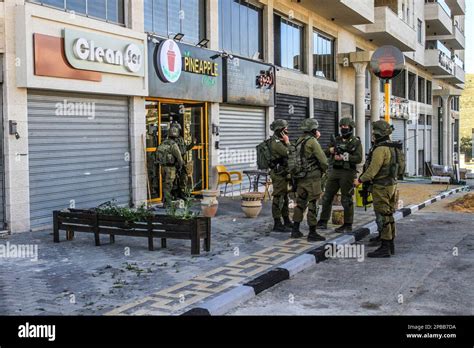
left=460, top=136, right=472, bottom=160
left=96, top=200, right=153, bottom=223
left=165, top=182, right=201, bottom=220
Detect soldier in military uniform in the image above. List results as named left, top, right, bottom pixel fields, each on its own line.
left=355, top=120, right=398, bottom=258
left=292, top=119, right=328, bottom=241
left=268, top=119, right=293, bottom=232
left=161, top=126, right=184, bottom=207
left=317, top=118, right=363, bottom=233
left=169, top=123, right=195, bottom=198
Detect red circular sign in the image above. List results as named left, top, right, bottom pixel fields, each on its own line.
left=370, top=45, right=405, bottom=80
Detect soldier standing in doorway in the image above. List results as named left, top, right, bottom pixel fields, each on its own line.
left=160, top=126, right=184, bottom=207
left=169, top=122, right=195, bottom=199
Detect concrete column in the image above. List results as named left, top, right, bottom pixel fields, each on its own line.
left=129, top=0, right=144, bottom=31
left=207, top=0, right=220, bottom=191
left=263, top=0, right=274, bottom=64
left=370, top=72, right=380, bottom=123
left=441, top=95, right=449, bottom=166
left=207, top=0, right=219, bottom=50
left=353, top=62, right=368, bottom=158
left=129, top=97, right=147, bottom=206
left=3, top=0, right=30, bottom=233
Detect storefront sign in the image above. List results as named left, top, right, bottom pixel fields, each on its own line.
left=156, top=39, right=183, bottom=83
left=184, top=56, right=219, bottom=77
left=225, top=58, right=276, bottom=107
left=380, top=97, right=409, bottom=119
left=64, top=29, right=145, bottom=77
left=149, top=40, right=223, bottom=102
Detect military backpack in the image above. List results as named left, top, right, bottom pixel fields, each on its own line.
left=288, top=137, right=318, bottom=179
left=156, top=139, right=177, bottom=166
left=256, top=138, right=273, bottom=170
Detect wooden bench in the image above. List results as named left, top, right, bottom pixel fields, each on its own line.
left=53, top=209, right=211, bottom=255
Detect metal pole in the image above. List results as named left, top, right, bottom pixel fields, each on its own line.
left=384, top=80, right=390, bottom=123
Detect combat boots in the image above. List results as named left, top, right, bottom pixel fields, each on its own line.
left=307, top=226, right=326, bottom=242
left=273, top=218, right=291, bottom=233
left=291, top=222, right=304, bottom=239
left=316, top=220, right=328, bottom=230
left=283, top=217, right=294, bottom=229
left=369, top=233, right=381, bottom=246
left=367, top=239, right=391, bottom=258
left=335, top=224, right=352, bottom=233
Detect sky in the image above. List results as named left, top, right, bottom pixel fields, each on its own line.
left=466, top=1, right=473, bottom=73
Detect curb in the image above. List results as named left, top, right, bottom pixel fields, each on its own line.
left=181, top=186, right=468, bottom=316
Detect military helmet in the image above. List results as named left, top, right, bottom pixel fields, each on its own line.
left=168, top=126, right=180, bottom=138
left=170, top=122, right=182, bottom=131
left=339, top=117, right=356, bottom=128
left=300, top=118, right=319, bottom=132
left=270, top=119, right=288, bottom=132
left=372, top=120, right=393, bottom=137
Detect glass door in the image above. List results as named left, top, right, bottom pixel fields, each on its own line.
left=146, top=100, right=208, bottom=202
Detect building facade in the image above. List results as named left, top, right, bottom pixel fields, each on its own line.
left=0, top=0, right=466, bottom=233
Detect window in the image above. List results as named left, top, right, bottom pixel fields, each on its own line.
left=451, top=96, right=460, bottom=111
left=408, top=72, right=416, bottom=101
left=427, top=115, right=432, bottom=126
left=219, top=0, right=263, bottom=59
left=418, top=114, right=425, bottom=125
left=418, top=76, right=425, bottom=103
left=417, top=19, right=423, bottom=44
left=313, top=30, right=336, bottom=81
left=392, top=69, right=406, bottom=98
left=31, top=0, right=125, bottom=24
left=426, top=80, right=432, bottom=105
left=144, top=0, right=205, bottom=45
left=274, top=14, right=304, bottom=71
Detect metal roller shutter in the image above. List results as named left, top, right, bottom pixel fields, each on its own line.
left=391, top=119, right=406, bottom=147
left=407, top=129, right=416, bottom=176
left=219, top=105, right=266, bottom=190
left=314, top=98, right=338, bottom=149
left=275, top=93, right=309, bottom=140
left=28, top=91, right=131, bottom=230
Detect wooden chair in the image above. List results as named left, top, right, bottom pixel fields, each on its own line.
left=216, top=165, right=243, bottom=199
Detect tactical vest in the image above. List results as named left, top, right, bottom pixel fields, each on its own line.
left=365, top=141, right=404, bottom=185
left=288, top=135, right=321, bottom=179
left=332, top=136, right=359, bottom=171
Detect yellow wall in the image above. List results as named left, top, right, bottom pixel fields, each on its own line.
left=460, top=74, right=474, bottom=139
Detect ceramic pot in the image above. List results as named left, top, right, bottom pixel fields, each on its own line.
left=241, top=192, right=264, bottom=218
left=201, top=189, right=219, bottom=218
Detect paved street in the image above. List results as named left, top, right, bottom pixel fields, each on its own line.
left=0, top=183, right=467, bottom=315
left=228, top=192, right=474, bottom=315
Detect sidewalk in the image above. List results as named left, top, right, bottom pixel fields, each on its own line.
left=0, top=182, right=461, bottom=315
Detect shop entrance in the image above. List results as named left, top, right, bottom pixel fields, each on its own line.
left=145, top=99, right=209, bottom=202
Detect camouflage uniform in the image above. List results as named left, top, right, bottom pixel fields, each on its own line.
left=292, top=119, right=328, bottom=242
left=358, top=120, right=398, bottom=258
left=268, top=119, right=293, bottom=232
left=174, top=135, right=195, bottom=198
left=318, top=118, right=363, bottom=232
left=161, top=128, right=184, bottom=207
